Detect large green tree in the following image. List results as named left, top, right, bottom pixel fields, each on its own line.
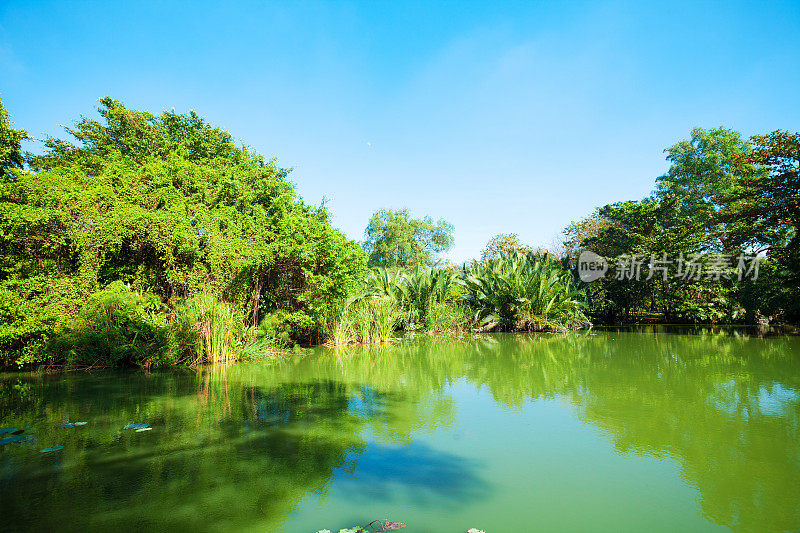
left=723, top=130, right=800, bottom=254
left=723, top=130, right=800, bottom=319
left=0, top=97, right=368, bottom=364
left=655, top=127, right=762, bottom=252
left=362, top=208, right=454, bottom=268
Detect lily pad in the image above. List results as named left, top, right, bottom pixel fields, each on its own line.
left=39, top=446, right=64, bottom=453
left=123, top=423, right=150, bottom=430
left=58, top=422, right=87, bottom=429
left=0, top=436, right=27, bottom=445
left=368, top=520, right=406, bottom=532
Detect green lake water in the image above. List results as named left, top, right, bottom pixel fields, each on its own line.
left=1, top=329, right=799, bottom=532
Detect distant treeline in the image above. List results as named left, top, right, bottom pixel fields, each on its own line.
left=0, top=97, right=797, bottom=368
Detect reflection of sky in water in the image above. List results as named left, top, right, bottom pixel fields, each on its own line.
left=347, top=386, right=384, bottom=418
left=757, top=383, right=799, bottom=417
left=334, top=442, right=487, bottom=506
left=709, top=380, right=799, bottom=420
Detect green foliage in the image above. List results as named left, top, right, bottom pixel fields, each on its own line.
left=656, top=127, right=762, bottom=251
left=47, top=281, right=173, bottom=368
left=392, top=267, right=457, bottom=329
left=0, top=287, right=55, bottom=365
left=426, top=300, right=472, bottom=333
left=459, top=251, right=589, bottom=331
left=0, top=97, right=368, bottom=366
left=325, top=264, right=468, bottom=344
left=323, top=296, right=402, bottom=345
left=568, top=127, right=800, bottom=325
left=723, top=130, right=800, bottom=320
left=561, top=215, right=612, bottom=258
left=481, top=233, right=535, bottom=262
left=0, top=96, right=29, bottom=180
left=362, top=208, right=454, bottom=267
left=335, top=254, right=586, bottom=339
left=355, top=266, right=460, bottom=330
left=173, top=292, right=241, bottom=364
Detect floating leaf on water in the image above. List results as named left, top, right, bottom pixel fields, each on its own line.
left=39, top=446, right=64, bottom=453
left=58, top=422, right=88, bottom=429
left=368, top=520, right=406, bottom=532
left=0, top=436, right=26, bottom=445
left=135, top=427, right=153, bottom=432
left=123, top=423, right=150, bottom=430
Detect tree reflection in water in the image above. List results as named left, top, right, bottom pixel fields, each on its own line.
left=0, top=328, right=797, bottom=532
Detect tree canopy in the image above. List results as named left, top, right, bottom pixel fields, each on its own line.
left=362, top=208, right=454, bottom=268
left=480, top=233, right=536, bottom=262
left=0, top=97, right=29, bottom=180
left=0, top=96, right=367, bottom=365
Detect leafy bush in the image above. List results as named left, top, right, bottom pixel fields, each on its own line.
left=0, top=97, right=368, bottom=365
left=459, top=251, right=589, bottom=331
left=0, top=288, right=56, bottom=366
left=48, top=282, right=173, bottom=368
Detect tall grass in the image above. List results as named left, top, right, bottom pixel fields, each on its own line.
left=324, top=296, right=401, bottom=345
left=370, top=297, right=399, bottom=342
left=175, top=293, right=240, bottom=364
left=324, top=300, right=354, bottom=346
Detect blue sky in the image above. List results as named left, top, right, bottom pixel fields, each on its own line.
left=2, top=1, right=799, bottom=262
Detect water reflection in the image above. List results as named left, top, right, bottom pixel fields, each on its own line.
left=0, top=330, right=798, bottom=532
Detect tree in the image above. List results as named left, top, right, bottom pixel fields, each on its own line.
left=655, top=127, right=761, bottom=252
left=480, top=233, right=535, bottom=262
left=0, top=97, right=368, bottom=365
left=561, top=215, right=612, bottom=258
left=362, top=209, right=454, bottom=268
left=579, top=195, right=741, bottom=324
left=723, top=130, right=800, bottom=319
left=723, top=130, right=800, bottom=255
left=0, top=96, right=29, bottom=180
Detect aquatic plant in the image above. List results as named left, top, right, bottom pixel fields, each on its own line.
left=174, top=292, right=240, bottom=364
left=324, top=296, right=401, bottom=345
